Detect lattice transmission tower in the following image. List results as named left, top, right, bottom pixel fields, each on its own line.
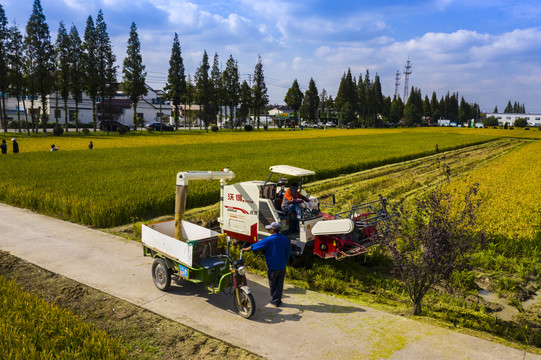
left=394, top=69, right=401, bottom=99
left=403, top=59, right=412, bottom=101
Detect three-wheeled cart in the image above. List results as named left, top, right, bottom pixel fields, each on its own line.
left=142, top=219, right=255, bottom=318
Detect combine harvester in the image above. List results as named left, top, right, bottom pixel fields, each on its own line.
left=220, top=165, right=390, bottom=260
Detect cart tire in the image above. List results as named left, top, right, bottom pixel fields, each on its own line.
left=233, top=289, right=256, bottom=319
left=152, top=258, right=171, bottom=291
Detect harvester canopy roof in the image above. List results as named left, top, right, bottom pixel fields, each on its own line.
left=269, top=165, right=315, bottom=177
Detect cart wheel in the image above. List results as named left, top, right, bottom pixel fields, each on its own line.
left=152, top=258, right=171, bottom=291
left=233, top=289, right=256, bottom=319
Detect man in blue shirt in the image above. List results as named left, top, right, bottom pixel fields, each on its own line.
left=242, top=222, right=290, bottom=307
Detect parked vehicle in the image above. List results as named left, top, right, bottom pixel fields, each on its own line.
left=145, top=122, right=174, bottom=131
left=325, top=122, right=337, bottom=128
left=99, top=120, right=129, bottom=132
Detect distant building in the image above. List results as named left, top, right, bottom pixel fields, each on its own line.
left=268, top=106, right=293, bottom=117
left=484, top=113, right=541, bottom=127
left=0, top=84, right=205, bottom=129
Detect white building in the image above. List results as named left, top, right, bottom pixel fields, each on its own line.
left=268, top=107, right=293, bottom=117
left=484, top=113, right=541, bottom=127
left=1, top=84, right=196, bottom=129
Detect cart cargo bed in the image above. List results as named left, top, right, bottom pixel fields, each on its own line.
left=142, top=220, right=226, bottom=267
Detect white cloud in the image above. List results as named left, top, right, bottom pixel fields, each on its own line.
left=433, top=0, right=455, bottom=11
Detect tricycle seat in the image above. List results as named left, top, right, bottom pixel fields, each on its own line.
left=198, top=257, right=225, bottom=269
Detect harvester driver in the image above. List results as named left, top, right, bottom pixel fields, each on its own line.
left=281, top=182, right=309, bottom=220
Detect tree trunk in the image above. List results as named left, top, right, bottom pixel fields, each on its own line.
left=64, top=98, right=69, bottom=133
left=412, top=299, right=422, bottom=315
left=41, top=94, right=48, bottom=133
left=92, top=98, right=97, bottom=131
left=16, top=96, right=22, bottom=133
left=0, top=93, right=5, bottom=134
left=30, top=99, right=36, bottom=134
left=132, top=102, right=137, bottom=131
left=23, top=92, right=30, bottom=136
left=75, top=101, right=80, bottom=132
left=55, top=91, right=59, bottom=125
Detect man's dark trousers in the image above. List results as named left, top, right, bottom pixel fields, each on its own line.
left=268, top=268, right=286, bottom=305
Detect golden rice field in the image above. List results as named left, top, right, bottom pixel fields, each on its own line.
left=0, top=275, right=127, bottom=359
left=447, top=140, right=541, bottom=242
left=4, top=126, right=539, bottom=153
left=0, top=128, right=499, bottom=227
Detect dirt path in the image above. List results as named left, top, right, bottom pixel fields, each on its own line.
left=1, top=203, right=540, bottom=359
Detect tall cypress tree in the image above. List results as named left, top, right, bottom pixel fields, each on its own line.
left=221, top=55, right=240, bottom=130
left=55, top=21, right=71, bottom=132
left=284, top=79, right=303, bottom=122
left=430, top=91, right=440, bottom=120
left=195, top=50, right=212, bottom=130
left=252, top=54, right=268, bottom=128
left=121, top=22, right=147, bottom=130
left=372, top=74, right=383, bottom=126
left=210, top=52, right=222, bottom=127
left=24, top=0, right=55, bottom=133
left=95, top=9, right=117, bottom=127
left=0, top=4, right=9, bottom=132
left=303, top=78, right=319, bottom=121
left=82, top=16, right=99, bottom=130
left=389, top=96, right=404, bottom=125
left=184, top=74, right=195, bottom=128
left=68, top=25, right=83, bottom=132
left=503, top=100, right=512, bottom=113
left=239, top=79, right=252, bottom=124
left=7, top=24, right=26, bottom=133
left=164, top=33, right=186, bottom=130
left=319, top=88, right=328, bottom=119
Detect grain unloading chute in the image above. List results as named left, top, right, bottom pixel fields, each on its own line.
left=174, top=169, right=235, bottom=240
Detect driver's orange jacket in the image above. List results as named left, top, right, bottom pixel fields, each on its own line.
left=282, top=189, right=307, bottom=206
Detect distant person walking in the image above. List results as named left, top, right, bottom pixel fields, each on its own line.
left=88, top=141, right=93, bottom=150
left=1, top=140, right=7, bottom=154
left=12, top=139, right=19, bottom=153
left=50, top=144, right=59, bottom=151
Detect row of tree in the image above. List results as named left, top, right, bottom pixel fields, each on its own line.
left=492, top=101, right=526, bottom=114
left=0, top=1, right=150, bottom=133
left=0, top=0, right=271, bottom=133
left=282, top=68, right=482, bottom=127
left=165, top=45, right=269, bottom=131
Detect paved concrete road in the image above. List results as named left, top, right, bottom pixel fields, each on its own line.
left=1, top=203, right=539, bottom=360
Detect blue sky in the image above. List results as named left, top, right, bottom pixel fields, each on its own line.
left=3, top=0, right=541, bottom=112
